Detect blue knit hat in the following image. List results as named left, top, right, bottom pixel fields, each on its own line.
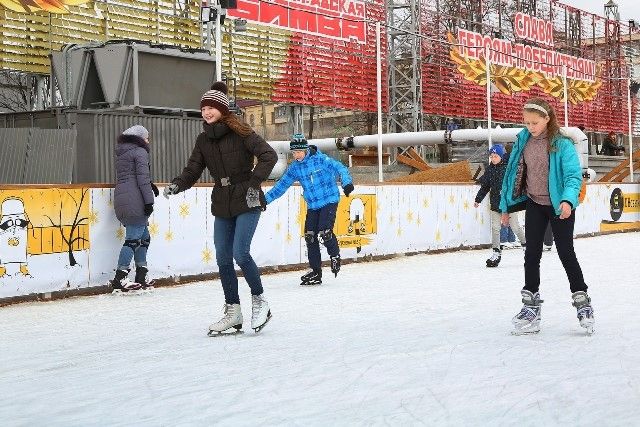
left=489, top=144, right=505, bottom=158
left=290, top=133, right=308, bottom=151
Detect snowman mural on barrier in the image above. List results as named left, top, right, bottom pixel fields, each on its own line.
left=0, top=197, right=30, bottom=277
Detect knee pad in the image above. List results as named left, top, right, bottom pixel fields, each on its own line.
left=141, top=236, right=151, bottom=248
left=318, top=229, right=335, bottom=245
left=304, top=231, right=316, bottom=244
left=123, top=239, right=141, bottom=250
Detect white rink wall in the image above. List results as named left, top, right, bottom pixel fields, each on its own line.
left=0, top=182, right=638, bottom=300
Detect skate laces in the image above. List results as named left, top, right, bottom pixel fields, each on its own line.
left=252, top=295, right=265, bottom=317
left=516, top=305, right=540, bottom=321
left=577, top=305, right=593, bottom=320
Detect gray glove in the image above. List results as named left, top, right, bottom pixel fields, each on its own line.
left=246, top=187, right=261, bottom=208
left=163, top=183, right=179, bottom=199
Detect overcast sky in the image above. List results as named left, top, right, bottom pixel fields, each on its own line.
left=560, top=0, right=640, bottom=22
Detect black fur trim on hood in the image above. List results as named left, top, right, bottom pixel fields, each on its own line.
left=308, top=145, right=318, bottom=155
left=117, top=134, right=150, bottom=152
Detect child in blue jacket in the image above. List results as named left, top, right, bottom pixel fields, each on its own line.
left=500, top=98, right=594, bottom=335
left=265, top=134, right=354, bottom=285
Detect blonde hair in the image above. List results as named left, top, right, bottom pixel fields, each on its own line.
left=523, top=98, right=561, bottom=150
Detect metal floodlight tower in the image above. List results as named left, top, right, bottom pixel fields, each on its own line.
left=386, top=0, right=423, bottom=133
left=604, top=0, right=620, bottom=21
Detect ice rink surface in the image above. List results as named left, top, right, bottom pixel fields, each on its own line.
left=1, top=233, right=639, bottom=426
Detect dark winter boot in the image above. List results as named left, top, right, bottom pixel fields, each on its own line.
left=109, top=269, right=140, bottom=292
left=300, top=269, right=322, bottom=286
left=486, top=248, right=501, bottom=267
left=134, top=266, right=152, bottom=288
left=330, top=255, right=341, bottom=277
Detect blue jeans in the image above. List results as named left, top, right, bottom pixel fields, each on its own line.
left=500, top=225, right=516, bottom=243
left=214, top=209, right=263, bottom=304
left=117, top=224, right=150, bottom=270
left=304, top=203, right=340, bottom=271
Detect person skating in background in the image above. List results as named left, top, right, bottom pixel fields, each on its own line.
left=500, top=98, right=594, bottom=335
left=265, top=134, right=354, bottom=286
left=164, top=82, right=278, bottom=335
left=474, top=143, right=526, bottom=267
left=110, top=125, right=159, bottom=292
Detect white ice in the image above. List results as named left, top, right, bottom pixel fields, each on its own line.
left=1, top=233, right=639, bottom=426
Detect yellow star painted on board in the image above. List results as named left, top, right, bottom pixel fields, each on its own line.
left=286, top=232, right=293, bottom=243
left=148, top=222, right=159, bottom=237
left=202, top=247, right=213, bottom=264
left=116, top=227, right=124, bottom=240
left=463, top=200, right=470, bottom=211
left=423, top=198, right=430, bottom=208
left=87, top=210, right=99, bottom=225
left=406, top=211, right=414, bottom=222
left=435, top=229, right=442, bottom=242
left=165, top=230, right=174, bottom=241
left=179, top=203, right=190, bottom=218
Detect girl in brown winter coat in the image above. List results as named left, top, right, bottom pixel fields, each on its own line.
left=164, top=82, right=278, bottom=335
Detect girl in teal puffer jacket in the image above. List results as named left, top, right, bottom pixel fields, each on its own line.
left=500, top=98, right=594, bottom=335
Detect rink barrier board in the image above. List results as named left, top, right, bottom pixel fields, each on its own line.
left=0, top=182, right=638, bottom=305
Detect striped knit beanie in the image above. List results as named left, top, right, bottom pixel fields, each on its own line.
left=200, top=82, right=229, bottom=115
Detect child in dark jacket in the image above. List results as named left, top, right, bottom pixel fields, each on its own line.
left=474, top=143, right=525, bottom=267
left=265, top=134, right=354, bottom=285
left=110, top=125, right=158, bottom=292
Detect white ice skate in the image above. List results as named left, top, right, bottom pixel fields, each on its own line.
left=251, top=294, right=272, bottom=333
left=572, top=291, right=595, bottom=335
left=511, top=290, right=543, bottom=335
left=208, top=304, right=243, bottom=336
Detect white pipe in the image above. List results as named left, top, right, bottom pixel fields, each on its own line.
left=215, top=5, right=222, bottom=80
left=376, top=22, right=383, bottom=183
left=485, top=45, right=493, bottom=148
left=628, top=77, right=634, bottom=182
left=268, top=127, right=589, bottom=169
left=563, top=65, right=569, bottom=128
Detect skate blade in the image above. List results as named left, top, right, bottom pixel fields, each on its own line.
left=511, top=329, right=540, bottom=335
left=300, top=281, right=322, bottom=286
left=207, top=329, right=244, bottom=337
left=252, top=312, right=272, bottom=333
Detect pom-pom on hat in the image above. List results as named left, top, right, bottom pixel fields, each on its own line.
left=290, top=133, right=308, bottom=151
left=122, top=125, right=149, bottom=140
left=200, top=81, right=229, bottom=115
left=489, top=144, right=505, bottom=158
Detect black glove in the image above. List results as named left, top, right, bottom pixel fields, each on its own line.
left=342, top=183, right=354, bottom=197
left=144, top=204, right=154, bottom=216
left=150, top=183, right=159, bottom=197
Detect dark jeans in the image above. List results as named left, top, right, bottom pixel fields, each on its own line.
left=500, top=225, right=516, bottom=243
left=305, top=203, right=340, bottom=271
left=214, top=209, right=263, bottom=304
left=543, top=222, right=553, bottom=246
left=523, top=200, right=587, bottom=294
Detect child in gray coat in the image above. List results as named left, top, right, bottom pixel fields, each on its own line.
left=110, top=125, right=158, bottom=291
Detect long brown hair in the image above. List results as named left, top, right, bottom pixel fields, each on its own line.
left=221, top=113, right=253, bottom=137
left=523, top=97, right=560, bottom=151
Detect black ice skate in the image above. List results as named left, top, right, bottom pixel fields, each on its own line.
left=300, top=269, right=322, bottom=286
left=572, top=291, right=595, bottom=334
left=330, top=255, right=341, bottom=277
left=486, top=249, right=501, bottom=267
left=134, top=266, right=155, bottom=290
left=109, top=269, right=143, bottom=293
